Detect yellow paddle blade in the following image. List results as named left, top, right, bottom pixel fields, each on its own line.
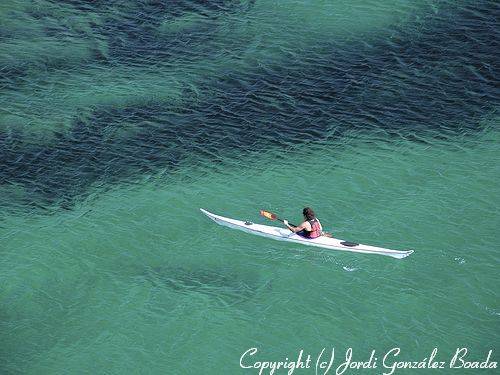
left=260, top=210, right=277, bottom=220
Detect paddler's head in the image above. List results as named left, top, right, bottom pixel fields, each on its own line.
left=302, top=207, right=315, bottom=221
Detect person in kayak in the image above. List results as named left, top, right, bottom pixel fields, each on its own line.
left=283, top=207, right=323, bottom=238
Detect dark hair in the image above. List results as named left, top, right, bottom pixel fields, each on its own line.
left=302, top=207, right=315, bottom=220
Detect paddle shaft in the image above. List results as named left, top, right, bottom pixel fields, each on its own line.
left=271, top=216, right=296, bottom=227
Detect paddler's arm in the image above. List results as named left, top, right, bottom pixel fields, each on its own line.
left=316, top=219, right=333, bottom=237
left=283, top=220, right=307, bottom=233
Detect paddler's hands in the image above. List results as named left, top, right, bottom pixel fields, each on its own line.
left=283, top=220, right=294, bottom=233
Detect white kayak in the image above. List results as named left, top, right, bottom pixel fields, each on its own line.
left=200, top=209, right=413, bottom=259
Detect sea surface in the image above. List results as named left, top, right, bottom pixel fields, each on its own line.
left=0, top=1, right=499, bottom=374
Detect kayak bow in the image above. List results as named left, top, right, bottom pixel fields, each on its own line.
left=200, top=209, right=413, bottom=259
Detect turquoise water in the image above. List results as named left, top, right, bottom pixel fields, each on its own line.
left=1, top=1, right=499, bottom=374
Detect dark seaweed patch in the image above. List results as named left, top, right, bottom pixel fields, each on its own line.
left=0, top=0, right=255, bottom=81
left=141, top=264, right=262, bottom=304
left=1, top=2, right=499, bottom=213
